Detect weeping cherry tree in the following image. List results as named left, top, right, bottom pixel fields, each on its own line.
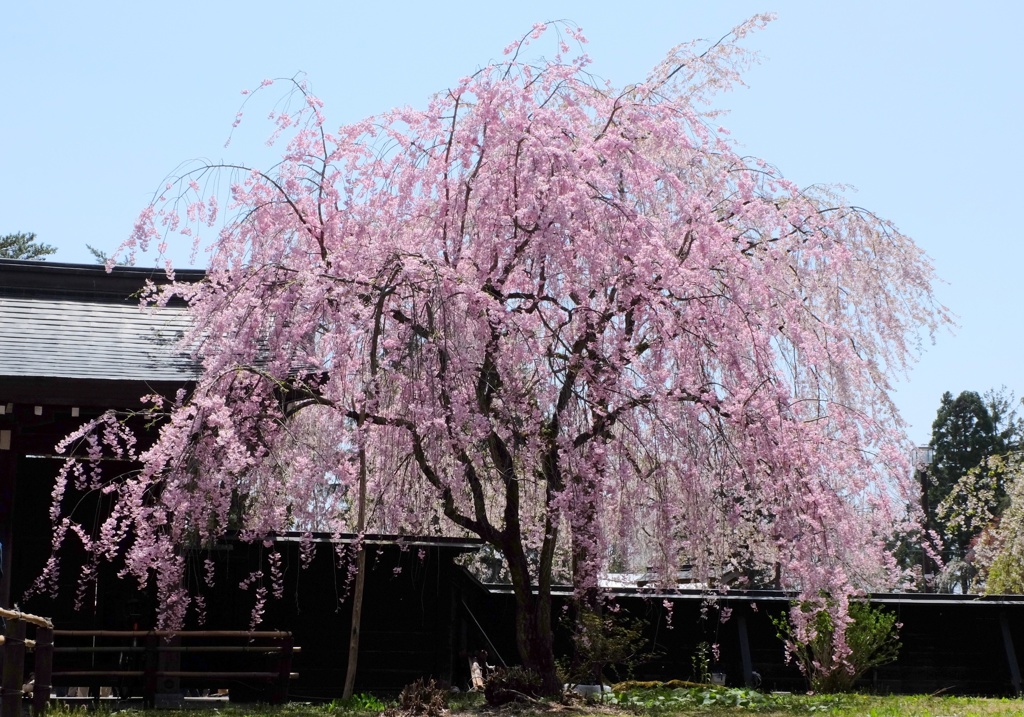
left=39, top=17, right=947, bottom=693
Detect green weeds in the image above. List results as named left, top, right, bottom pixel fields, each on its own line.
left=33, top=686, right=1024, bottom=717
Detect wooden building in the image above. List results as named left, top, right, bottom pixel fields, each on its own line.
left=0, top=258, right=485, bottom=696
left=468, top=583, right=1024, bottom=697
left=0, top=258, right=202, bottom=613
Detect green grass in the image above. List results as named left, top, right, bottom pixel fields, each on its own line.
left=39, top=688, right=1024, bottom=717
left=602, top=686, right=1024, bottom=716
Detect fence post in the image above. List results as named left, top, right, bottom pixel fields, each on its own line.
left=1, top=618, right=25, bottom=717
left=272, top=634, right=294, bottom=704
left=143, top=632, right=158, bottom=709
left=32, top=627, right=52, bottom=717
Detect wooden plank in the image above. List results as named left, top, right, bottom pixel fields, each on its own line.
left=53, top=670, right=298, bottom=680
left=53, top=629, right=291, bottom=639
left=53, top=645, right=300, bottom=654
left=50, top=671, right=145, bottom=678
left=155, top=671, right=298, bottom=680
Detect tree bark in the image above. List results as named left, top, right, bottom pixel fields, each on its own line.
left=504, top=543, right=560, bottom=694
left=514, top=591, right=559, bottom=694
left=342, top=443, right=369, bottom=700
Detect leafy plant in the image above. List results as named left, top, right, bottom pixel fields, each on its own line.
left=328, top=692, right=387, bottom=713
left=691, top=641, right=712, bottom=684
left=773, top=599, right=901, bottom=693
left=609, top=684, right=773, bottom=712
left=562, top=608, right=655, bottom=687
left=349, top=693, right=386, bottom=711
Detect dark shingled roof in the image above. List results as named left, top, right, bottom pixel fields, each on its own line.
left=0, top=259, right=205, bottom=406
left=0, top=295, right=194, bottom=381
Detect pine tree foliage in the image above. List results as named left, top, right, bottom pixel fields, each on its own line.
left=0, top=232, right=56, bottom=260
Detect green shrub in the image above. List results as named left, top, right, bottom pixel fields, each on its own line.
left=561, top=608, right=656, bottom=687
left=773, top=599, right=900, bottom=693
left=354, top=693, right=386, bottom=711
left=691, top=641, right=712, bottom=684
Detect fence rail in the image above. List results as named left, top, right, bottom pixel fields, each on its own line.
left=2, top=620, right=298, bottom=717
left=48, top=629, right=297, bottom=708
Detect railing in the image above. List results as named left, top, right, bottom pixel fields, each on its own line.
left=0, top=607, right=54, bottom=717
left=50, top=630, right=298, bottom=708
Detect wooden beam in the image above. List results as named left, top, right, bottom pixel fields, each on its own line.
left=0, top=376, right=193, bottom=409
left=0, top=448, right=14, bottom=611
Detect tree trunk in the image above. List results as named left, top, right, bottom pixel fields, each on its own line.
left=504, top=545, right=560, bottom=695
left=342, top=443, right=369, bottom=699
left=342, top=543, right=367, bottom=699
left=569, top=481, right=603, bottom=684
left=513, top=588, right=560, bottom=694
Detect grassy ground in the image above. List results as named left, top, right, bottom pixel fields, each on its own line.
left=42, top=688, right=1024, bottom=717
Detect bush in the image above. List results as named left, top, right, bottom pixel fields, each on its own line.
left=484, top=666, right=543, bottom=705
left=773, top=599, right=900, bottom=693
left=561, top=608, right=656, bottom=687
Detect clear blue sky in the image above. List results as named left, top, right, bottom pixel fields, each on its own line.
left=3, top=1, right=1021, bottom=446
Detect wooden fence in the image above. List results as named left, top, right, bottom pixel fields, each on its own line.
left=49, top=629, right=297, bottom=708
left=0, top=607, right=54, bottom=717
left=1, top=617, right=297, bottom=716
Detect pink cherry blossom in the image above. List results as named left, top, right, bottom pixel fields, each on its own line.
left=39, top=17, right=948, bottom=694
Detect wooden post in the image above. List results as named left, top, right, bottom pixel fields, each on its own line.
left=154, top=633, right=182, bottom=708
left=143, top=632, right=158, bottom=709
left=1, top=618, right=25, bottom=717
left=737, top=613, right=754, bottom=689
left=32, top=627, right=52, bottom=717
left=272, top=634, right=293, bottom=704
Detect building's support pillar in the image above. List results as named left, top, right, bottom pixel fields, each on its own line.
left=0, top=431, right=15, bottom=611
left=737, top=612, right=754, bottom=688
left=1001, top=610, right=1022, bottom=695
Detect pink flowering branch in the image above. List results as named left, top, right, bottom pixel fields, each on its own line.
left=37, top=17, right=951, bottom=692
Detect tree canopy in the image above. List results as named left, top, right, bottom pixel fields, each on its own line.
left=928, top=389, right=1024, bottom=591
left=40, top=18, right=948, bottom=690
left=0, top=231, right=56, bottom=260
left=975, top=452, right=1024, bottom=593
left=933, top=389, right=1024, bottom=589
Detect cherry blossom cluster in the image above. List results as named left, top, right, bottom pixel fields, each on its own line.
left=42, top=17, right=947, bottom=679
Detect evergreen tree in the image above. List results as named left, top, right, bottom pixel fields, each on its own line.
left=928, top=389, right=1023, bottom=590
left=0, top=232, right=56, bottom=260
